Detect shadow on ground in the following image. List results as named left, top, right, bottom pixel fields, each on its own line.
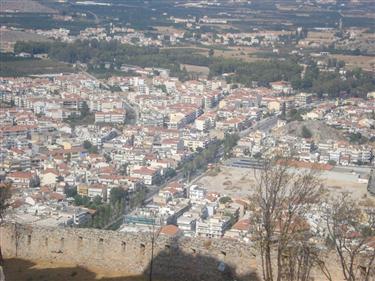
left=4, top=244, right=259, bottom=281
left=4, top=259, right=149, bottom=281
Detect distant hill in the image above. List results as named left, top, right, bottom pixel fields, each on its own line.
left=0, top=0, right=57, bottom=14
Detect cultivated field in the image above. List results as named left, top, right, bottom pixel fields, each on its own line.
left=181, top=64, right=210, bottom=76
left=306, top=30, right=336, bottom=45
left=0, top=29, right=49, bottom=43
left=0, top=29, right=50, bottom=52
left=212, top=46, right=264, bottom=62
left=0, top=59, right=75, bottom=76
left=331, top=54, right=375, bottom=72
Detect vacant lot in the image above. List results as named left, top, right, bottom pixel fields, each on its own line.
left=195, top=166, right=257, bottom=198
left=195, top=165, right=373, bottom=202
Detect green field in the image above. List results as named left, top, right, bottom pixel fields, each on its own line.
left=0, top=56, right=75, bottom=76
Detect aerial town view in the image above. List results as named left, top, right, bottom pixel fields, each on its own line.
left=0, top=0, right=374, bottom=280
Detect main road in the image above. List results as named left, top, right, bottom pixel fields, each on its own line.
left=239, top=115, right=278, bottom=138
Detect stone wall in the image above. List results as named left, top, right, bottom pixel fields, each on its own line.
left=0, top=223, right=258, bottom=281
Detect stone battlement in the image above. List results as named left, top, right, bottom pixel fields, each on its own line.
left=0, top=223, right=257, bottom=281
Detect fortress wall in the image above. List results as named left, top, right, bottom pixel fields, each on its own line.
left=0, top=223, right=256, bottom=280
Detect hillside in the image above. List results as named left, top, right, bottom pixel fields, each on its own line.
left=284, top=120, right=346, bottom=142
left=0, top=0, right=57, bottom=13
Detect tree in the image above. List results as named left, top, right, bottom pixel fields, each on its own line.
left=223, top=133, right=239, bottom=158
left=327, top=160, right=337, bottom=166
left=29, top=176, right=40, bottom=188
left=80, top=101, right=90, bottom=118
left=208, top=48, right=214, bottom=57
left=74, top=194, right=90, bottom=207
left=325, top=194, right=375, bottom=281
left=119, top=163, right=129, bottom=176
left=83, top=140, right=93, bottom=150
left=250, top=159, right=322, bottom=281
left=92, top=195, right=102, bottom=206
left=301, top=125, right=312, bottom=139
left=164, top=168, right=176, bottom=179
left=83, top=140, right=98, bottom=154
left=280, top=102, right=286, bottom=120
left=65, top=186, right=77, bottom=198
left=0, top=183, right=11, bottom=265
left=219, top=196, right=232, bottom=204
left=109, top=187, right=127, bottom=205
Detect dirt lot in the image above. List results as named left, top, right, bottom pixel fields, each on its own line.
left=4, top=258, right=160, bottom=281
left=195, top=165, right=374, bottom=203
left=195, top=166, right=257, bottom=198
left=155, top=26, right=183, bottom=35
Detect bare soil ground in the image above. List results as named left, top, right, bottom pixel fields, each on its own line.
left=196, top=165, right=374, bottom=202
left=4, top=258, right=159, bottom=281
left=155, top=26, right=183, bottom=35
left=283, top=120, right=346, bottom=142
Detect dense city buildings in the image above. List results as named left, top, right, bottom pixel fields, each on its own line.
left=0, top=0, right=374, bottom=280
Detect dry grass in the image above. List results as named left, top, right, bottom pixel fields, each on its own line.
left=330, top=54, right=375, bottom=72
left=307, top=31, right=336, bottom=43
left=154, top=26, right=183, bottom=35
left=181, top=64, right=210, bottom=75
left=212, top=47, right=263, bottom=62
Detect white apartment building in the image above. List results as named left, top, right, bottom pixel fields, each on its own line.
left=196, top=215, right=231, bottom=238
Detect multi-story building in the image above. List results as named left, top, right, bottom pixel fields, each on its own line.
left=196, top=215, right=232, bottom=238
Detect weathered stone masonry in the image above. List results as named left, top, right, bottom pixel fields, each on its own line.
left=0, top=223, right=257, bottom=281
